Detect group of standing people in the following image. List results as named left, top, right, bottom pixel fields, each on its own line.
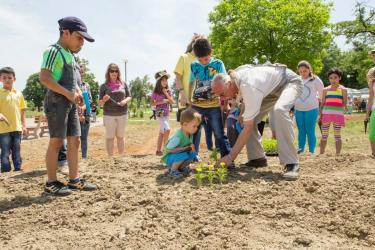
left=1, top=15, right=374, bottom=196
left=159, top=34, right=375, bottom=180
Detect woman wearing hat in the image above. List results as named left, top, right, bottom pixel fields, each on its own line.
left=151, top=70, right=174, bottom=156
left=99, top=63, right=131, bottom=157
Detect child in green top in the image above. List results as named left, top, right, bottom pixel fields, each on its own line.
left=162, top=109, right=201, bottom=178
left=39, top=16, right=96, bottom=196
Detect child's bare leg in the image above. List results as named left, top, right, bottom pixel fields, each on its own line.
left=67, top=136, right=80, bottom=180
left=178, top=160, right=193, bottom=170
left=46, top=138, right=64, bottom=181
left=334, top=123, right=342, bottom=155
left=370, top=142, right=375, bottom=157
left=320, top=122, right=330, bottom=154
left=320, top=140, right=327, bottom=154
left=156, top=132, right=163, bottom=153
left=170, top=161, right=184, bottom=171
left=162, top=129, right=170, bottom=149
left=335, top=140, right=342, bottom=155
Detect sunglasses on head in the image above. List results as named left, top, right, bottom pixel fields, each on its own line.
left=110, top=69, right=119, bottom=73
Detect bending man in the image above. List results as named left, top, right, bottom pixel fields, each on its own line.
left=211, top=63, right=303, bottom=180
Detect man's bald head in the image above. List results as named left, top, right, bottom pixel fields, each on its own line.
left=212, top=73, right=230, bottom=94
left=212, top=73, right=238, bottom=99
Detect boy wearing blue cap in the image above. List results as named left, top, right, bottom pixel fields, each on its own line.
left=39, top=16, right=97, bottom=196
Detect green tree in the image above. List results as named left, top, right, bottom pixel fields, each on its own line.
left=319, top=1, right=375, bottom=89
left=129, top=75, right=153, bottom=109
left=22, top=73, right=47, bottom=111
left=319, top=42, right=373, bottom=88
left=319, top=42, right=343, bottom=86
left=209, top=0, right=332, bottom=72
left=335, top=1, right=375, bottom=45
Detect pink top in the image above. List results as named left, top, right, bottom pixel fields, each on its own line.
left=322, top=85, right=345, bottom=126
left=107, top=80, right=122, bottom=91
left=151, top=89, right=171, bottom=116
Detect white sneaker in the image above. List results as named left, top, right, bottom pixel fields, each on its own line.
left=283, top=164, right=299, bottom=180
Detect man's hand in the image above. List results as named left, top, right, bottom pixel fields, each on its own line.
left=220, top=154, right=233, bottom=166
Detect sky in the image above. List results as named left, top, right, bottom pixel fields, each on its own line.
left=0, top=0, right=373, bottom=91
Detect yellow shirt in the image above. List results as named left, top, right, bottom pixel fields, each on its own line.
left=174, top=52, right=196, bottom=109
left=0, top=88, right=26, bottom=133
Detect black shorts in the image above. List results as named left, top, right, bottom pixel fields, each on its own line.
left=44, top=92, right=81, bottom=139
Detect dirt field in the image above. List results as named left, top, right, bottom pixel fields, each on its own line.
left=0, top=115, right=375, bottom=249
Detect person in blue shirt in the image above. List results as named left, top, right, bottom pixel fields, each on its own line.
left=187, top=38, right=232, bottom=168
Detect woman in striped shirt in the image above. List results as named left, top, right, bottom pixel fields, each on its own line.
left=319, top=68, right=348, bottom=155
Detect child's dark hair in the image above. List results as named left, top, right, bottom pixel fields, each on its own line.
left=59, top=28, right=74, bottom=37
left=193, top=38, right=212, bottom=58
left=180, top=109, right=202, bottom=125
left=153, top=76, right=169, bottom=95
left=327, top=67, right=342, bottom=78
left=0, top=67, right=15, bottom=77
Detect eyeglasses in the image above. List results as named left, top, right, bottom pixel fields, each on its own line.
left=110, top=70, right=119, bottom=73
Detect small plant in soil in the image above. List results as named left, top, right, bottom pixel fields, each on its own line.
left=195, top=163, right=206, bottom=187
left=216, top=162, right=228, bottom=184
left=194, top=161, right=228, bottom=187
left=262, top=139, right=278, bottom=156
left=209, top=148, right=220, bottom=165
left=206, top=164, right=216, bottom=185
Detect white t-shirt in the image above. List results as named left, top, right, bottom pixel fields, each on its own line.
left=294, top=76, right=324, bottom=111
left=235, top=64, right=287, bottom=121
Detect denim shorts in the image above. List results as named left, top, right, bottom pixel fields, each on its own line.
left=44, top=92, right=81, bottom=138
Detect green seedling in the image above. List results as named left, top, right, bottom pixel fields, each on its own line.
left=262, top=139, right=278, bottom=155
left=195, top=163, right=206, bottom=187
left=206, top=164, right=216, bottom=185
left=209, top=148, right=220, bottom=165
left=216, top=162, right=228, bottom=184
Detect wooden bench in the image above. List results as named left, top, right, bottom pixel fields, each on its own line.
left=25, top=116, right=41, bottom=139
left=39, top=116, right=49, bottom=137
left=24, top=115, right=49, bottom=139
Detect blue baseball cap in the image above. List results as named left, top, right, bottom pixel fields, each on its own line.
left=58, top=16, right=95, bottom=42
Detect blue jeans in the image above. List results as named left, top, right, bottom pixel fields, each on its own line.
left=0, top=132, right=22, bottom=172
left=80, top=121, right=90, bottom=159
left=192, top=106, right=231, bottom=157
left=58, top=139, right=67, bottom=164
left=202, top=117, right=219, bottom=150
left=295, top=108, right=319, bottom=153
left=226, top=118, right=239, bottom=148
